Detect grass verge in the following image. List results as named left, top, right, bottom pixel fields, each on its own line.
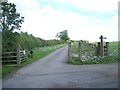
left=68, top=56, right=120, bottom=65
left=2, top=44, right=66, bottom=78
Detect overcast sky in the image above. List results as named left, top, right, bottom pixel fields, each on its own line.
left=8, top=0, right=118, bottom=42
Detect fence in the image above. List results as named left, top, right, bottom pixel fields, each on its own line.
left=68, top=41, right=96, bottom=61
left=68, top=36, right=109, bottom=61
left=2, top=44, right=29, bottom=66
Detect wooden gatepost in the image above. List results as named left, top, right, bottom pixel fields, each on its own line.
left=17, top=44, right=21, bottom=67
left=68, top=42, right=71, bottom=61
left=17, top=44, right=29, bottom=67
left=96, top=42, right=101, bottom=56
left=78, top=41, right=81, bottom=61
left=104, top=42, right=109, bottom=56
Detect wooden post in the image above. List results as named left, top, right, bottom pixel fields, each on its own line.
left=68, top=42, right=71, bottom=61
left=93, top=44, right=96, bottom=55
left=96, top=42, right=101, bottom=56
left=17, top=44, right=21, bottom=67
left=106, top=42, right=109, bottom=56
left=104, top=46, right=107, bottom=56
left=99, top=35, right=104, bottom=56
left=78, top=41, right=81, bottom=61
left=25, top=50, right=29, bottom=59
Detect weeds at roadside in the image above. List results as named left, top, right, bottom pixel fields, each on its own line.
left=68, top=56, right=120, bottom=65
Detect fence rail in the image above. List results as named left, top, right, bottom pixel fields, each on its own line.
left=68, top=40, right=109, bottom=61
left=2, top=44, right=29, bottom=66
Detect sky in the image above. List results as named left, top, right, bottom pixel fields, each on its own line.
left=8, top=0, right=119, bottom=42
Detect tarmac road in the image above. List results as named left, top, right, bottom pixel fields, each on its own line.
left=3, top=46, right=118, bottom=88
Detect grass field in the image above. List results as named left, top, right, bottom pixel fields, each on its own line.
left=2, top=44, right=67, bottom=78
left=109, top=41, right=119, bottom=56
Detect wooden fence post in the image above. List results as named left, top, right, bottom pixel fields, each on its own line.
left=106, top=42, right=109, bottom=56
left=78, top=41, right=81, bottom=61
left=68, top=42, right=71, bottom=61
left=96, top=42, right=101, bottom=56
left=93, top=44, right=96, bottom=55
left=99, top=35, right=104, bottom=56
left=17, top=44, right=21, bottom=67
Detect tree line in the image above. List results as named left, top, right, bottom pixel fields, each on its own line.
left=18, top=32, right=66, bottom=50
left=2, top=30, right=66, bottom=52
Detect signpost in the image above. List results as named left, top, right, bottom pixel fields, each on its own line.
left=99, top=35, right=107, bottom=56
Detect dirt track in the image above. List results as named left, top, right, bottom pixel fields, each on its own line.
left=3, top=46, right=118, bottom=88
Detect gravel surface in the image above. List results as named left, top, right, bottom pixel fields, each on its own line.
left=3, top=46, right=118, bottom=88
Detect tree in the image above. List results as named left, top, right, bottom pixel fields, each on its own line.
left=1, top=2, right=24, bottom=31
left=56, top=30, right=70, bottom=41
left=1, top=1, right=24, bottom=51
